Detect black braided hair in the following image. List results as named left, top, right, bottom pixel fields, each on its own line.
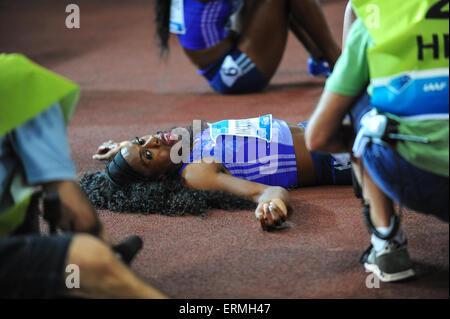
left=79, top=170, right=256, bottom=218
left=155, top=0, right=172, bottom=56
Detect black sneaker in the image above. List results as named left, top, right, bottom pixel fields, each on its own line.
left=360, top=240, right=415, bottom=282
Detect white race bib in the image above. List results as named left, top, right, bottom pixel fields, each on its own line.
left=209, top=114, right=273, bottom=144
left=170, top=0, right=186, bottom=35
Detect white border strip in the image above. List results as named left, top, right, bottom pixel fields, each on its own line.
left=400, top=113, right=449, bottom=121
left=372, top=68, right=449, bottom=87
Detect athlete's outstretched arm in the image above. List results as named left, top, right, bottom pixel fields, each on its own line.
left=182, top=161, right=290, bottom=231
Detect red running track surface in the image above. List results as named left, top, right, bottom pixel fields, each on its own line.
left=1, top=0, right=448, bottom=298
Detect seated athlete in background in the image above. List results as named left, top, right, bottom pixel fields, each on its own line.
left=82, top=116, right=353, bottom=231
left=154, top=0, right=341, bottom=94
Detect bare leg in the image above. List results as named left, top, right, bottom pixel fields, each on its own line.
left=193, top=0, right=340, bottom=81
left=289, top=18, right=324, bottom=60
left=64, top=234, right=168, bottom=299
left=352, top=159, right=394, bottom=228
left=43, top=181, right=110, bottom=243
left=237, top=0, right=290, bottom=79
left=289, top=0, right=341, bottom=69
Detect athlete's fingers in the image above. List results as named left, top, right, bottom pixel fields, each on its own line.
left=92, top=149, right=114, bottom=160
left=273, top=201, right=287, bottom=223
left=96, top=146, right=109, bottom=155
left=96, top=144, right=113, bottom=154
left=261, top=203, right=271, bottom=230
left=263, top=202, right=276, bottom=229
left=92, top=153, right=107, bottom=160
left=255, top=205, right=265, bottom=229
left=271, top=199, right=288, bottom=220
left=268, top=202, right=282, bottom=226
left=255, top=203, right=270, bottom=231
left=97, top=140, right=116, bottom=151
left=256, top=201, right=287, bottom=230
left=269, top=202, right=286, bottom=226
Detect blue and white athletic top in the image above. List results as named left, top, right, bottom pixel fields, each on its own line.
left=172, top=0, right=242, bottom=50
left=179, top=118, right=299, bottom=188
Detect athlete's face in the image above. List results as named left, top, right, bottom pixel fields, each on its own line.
left=121, top=132, right=180, bottom=180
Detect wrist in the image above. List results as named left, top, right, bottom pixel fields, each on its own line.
left=258, top=187, right=290, bottom=205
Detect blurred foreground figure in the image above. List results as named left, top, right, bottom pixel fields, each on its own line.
left=306, top=0, right=449, bottom=282
left=0, top=54, right=167, bottom=298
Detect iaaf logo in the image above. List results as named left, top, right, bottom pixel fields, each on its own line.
left=423, top=81, right=447, bottom=92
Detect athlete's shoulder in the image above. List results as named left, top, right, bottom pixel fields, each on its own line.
left=181, top=159, right=224, bottom=189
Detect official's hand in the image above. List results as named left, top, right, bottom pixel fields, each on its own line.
left=92, top=140, right=128, bottom=160
left=255, top=199, right=288, bottom=231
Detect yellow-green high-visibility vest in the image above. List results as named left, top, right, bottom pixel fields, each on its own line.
left=352, top=0, right=449, bottom=119
left=351, top=0, right=449, bottom=177
left=0, top=53, right=80, bottom=237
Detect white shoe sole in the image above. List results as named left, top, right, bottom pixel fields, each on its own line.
left=365, top=263, right=416, bottom=282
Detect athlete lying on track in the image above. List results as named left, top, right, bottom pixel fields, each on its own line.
left=82, top=115, right=352, bottom=231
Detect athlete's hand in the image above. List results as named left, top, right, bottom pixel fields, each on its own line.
left=92, top=140, right=129, bottom=161
left=255, top=198, right=288, bottom=231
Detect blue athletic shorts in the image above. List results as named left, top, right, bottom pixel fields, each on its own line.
left=350, top=94, right=449, bottom=222
left=309, top=151, right=353, bottom=186
left=299, top=121, right=353, bottom=186
left=0, top=103, right=76, bottom=201
left=198, top=47, right=269, bottom=94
